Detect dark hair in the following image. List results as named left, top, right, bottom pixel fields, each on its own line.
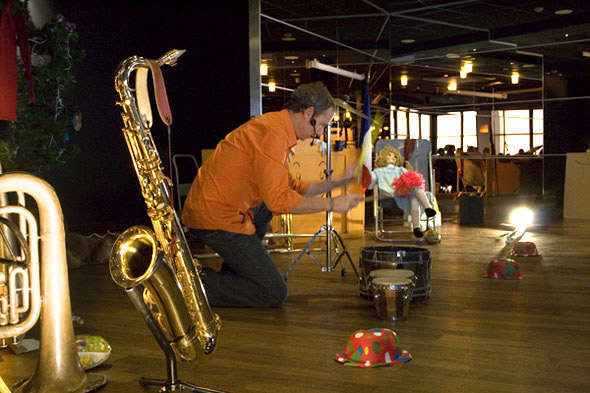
left=282, top=82, right=335, bottom=114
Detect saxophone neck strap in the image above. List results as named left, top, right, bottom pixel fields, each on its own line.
left=136, top=59, right=173, bottom=127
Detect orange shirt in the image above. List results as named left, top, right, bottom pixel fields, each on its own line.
left=181, top=110, right=310, bottom=235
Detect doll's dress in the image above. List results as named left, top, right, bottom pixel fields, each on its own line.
left=368, top=164, right=412, bottom=215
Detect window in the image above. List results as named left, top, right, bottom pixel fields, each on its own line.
left=397, top=107, right=407, bottom=139
left=409, top=111, right=420, bottom=139
left=492, top=109, right=543, bottom=154
left=532, top=109, right=543, bottom=150
left=503, top=110, right=530, bottom=154
left=420, top=114, right=431, bottom=140
left=463, top=111, right=477, bottom=151
left=436, top=112, right=461, bottom=150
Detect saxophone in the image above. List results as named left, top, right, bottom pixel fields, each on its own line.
left=109, top=49, right=220, bottom=365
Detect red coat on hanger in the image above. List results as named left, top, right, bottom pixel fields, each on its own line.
left=0, top=0, right=35, bottom=121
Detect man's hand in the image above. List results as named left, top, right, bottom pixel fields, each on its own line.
left=332, top=194, right=364, bottom=213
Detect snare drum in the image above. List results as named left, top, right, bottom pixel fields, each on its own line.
left=371, top=277, right=414, bottom=321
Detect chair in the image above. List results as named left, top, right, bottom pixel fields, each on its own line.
left=172, top=154, right=199, bottom=216
left=372, top=139, right=441, bottom=242
left=456, top=152, right=485, bottom=193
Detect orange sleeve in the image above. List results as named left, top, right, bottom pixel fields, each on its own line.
left=251, top=133, right=305, bottom=214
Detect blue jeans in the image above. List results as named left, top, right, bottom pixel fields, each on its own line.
left=192, top=202, right=287, bottom=307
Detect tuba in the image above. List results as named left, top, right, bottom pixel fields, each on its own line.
left=0, top=172, right=106, bottom=393
left=109, top=49, right=221, bottom=365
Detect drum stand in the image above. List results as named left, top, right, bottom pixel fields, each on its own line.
left=283, top=123, right=359, bottom=280
left=126, top=287, right=224, bottom=393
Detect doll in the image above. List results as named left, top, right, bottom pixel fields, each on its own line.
left=369, top=145, right=436, bottom=238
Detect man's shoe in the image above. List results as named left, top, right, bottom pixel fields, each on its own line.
left=425, top=207, right=436, bottom=218
left=413, top=228, right=424, bottom=238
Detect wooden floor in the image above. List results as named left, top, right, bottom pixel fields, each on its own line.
left=2, top=217, right=590, bottom=393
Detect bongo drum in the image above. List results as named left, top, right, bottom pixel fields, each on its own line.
left=369, top=268, right=416, bottom=282
left=359, top=246, right=431, bottom=301
left=371, top=277, right=414, bottom=321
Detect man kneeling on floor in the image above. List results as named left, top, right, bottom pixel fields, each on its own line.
left=182, top=82, right=363, bottom=307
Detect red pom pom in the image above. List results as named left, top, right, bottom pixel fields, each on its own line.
left=391, top=171, right=425, bottom=197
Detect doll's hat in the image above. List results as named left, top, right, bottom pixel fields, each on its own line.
left=334, top=328, right=411, bottom=368
left=482, top=258, right=524, bottom=279
left=509, top=241, right=539, bottom=257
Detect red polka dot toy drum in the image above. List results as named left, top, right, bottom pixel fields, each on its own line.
left=334, top=328, right=411, bottom=368
left=509, top=241, right=539, bottom=257
left=482, top=258, right=524, bottom=279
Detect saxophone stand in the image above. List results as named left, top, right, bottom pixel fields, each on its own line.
left=126, top=287, right=224, bottom=393
left=283, top=123, right=359, bottom=280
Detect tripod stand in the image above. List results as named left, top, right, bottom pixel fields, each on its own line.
left=126, top=286, right=224, bottom=393
left=283, top=123, right=359, bottom=280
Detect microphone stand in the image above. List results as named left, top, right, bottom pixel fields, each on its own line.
left=283, top=123, right=359, bottom=280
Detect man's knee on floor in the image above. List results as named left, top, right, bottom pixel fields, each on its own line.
left=261, top=281, right=288, bottom=307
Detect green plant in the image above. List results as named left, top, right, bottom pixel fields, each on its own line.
left=0, top=3, right=84, bottom=174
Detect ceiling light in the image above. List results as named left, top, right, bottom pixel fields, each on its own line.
left=511, top=72, right=519, bottom=84
left=260, top=63, right=268, bottom=76
left=534, top=6, right=543, bottom=12
left=268, top=81, right=276, bottom=92
left=446, top=90, right=507, bottom=99
left=446, top=53, right=460, bottom=59
left=345, top=111, right=351, bottom=119
left=522, top=64, right=535, bottom=68
left=400, top=75, right=408, bottom=86
left=305, top=58, right=365, bottom=81
left=334, top=113, right=340, bottom=122
left=284, top=55, right=299, bottom=60
left=447, top=80, right=457, bottom=91
left=401, top=39, right=415, bottom=44
left=281, top=33, right=296, bottom=41
left=554, top=9, right=572, bottom=15
left=460, top=68, right=467, bottom=79
left=464, top=61, right=473, bottom=73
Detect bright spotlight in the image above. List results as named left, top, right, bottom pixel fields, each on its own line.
left=509, top=207, right=534, bottom=228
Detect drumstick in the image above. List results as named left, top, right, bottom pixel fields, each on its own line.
left=0, top=377, right=11, bottom=393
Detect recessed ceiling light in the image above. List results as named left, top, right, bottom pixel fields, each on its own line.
left=522, top=64, right=535, bottom=68
left=555, top=9, right=572, bottom=15
left=401, top=39, right=415, bottom=44
left=281, top=33, right=296, bottom=41
left=446, top=53, right=460, bottom=59
left=284, top=55, right=299, bottom=60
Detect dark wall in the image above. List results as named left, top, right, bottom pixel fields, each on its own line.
left=47, top=1, right=250, bottom=232
left=543, top=74, right=590, bottom=208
